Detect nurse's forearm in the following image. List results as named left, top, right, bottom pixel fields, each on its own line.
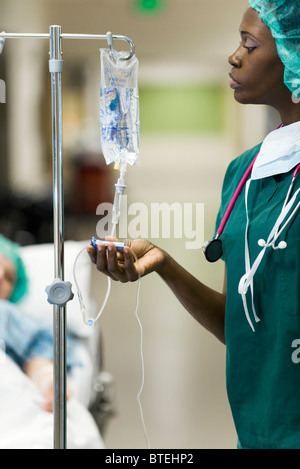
left=157, top=254, right=226, bottom=344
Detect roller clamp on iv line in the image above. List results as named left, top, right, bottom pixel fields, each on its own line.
left=91, top=237, right=126, bottom=251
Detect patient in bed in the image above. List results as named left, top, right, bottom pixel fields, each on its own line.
left=0, top=234, right=104, bottom=448
left=0, top=234, right=77, bottom=412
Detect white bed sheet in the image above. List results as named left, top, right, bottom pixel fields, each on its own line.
left=0, top=349, right=104, bottom=449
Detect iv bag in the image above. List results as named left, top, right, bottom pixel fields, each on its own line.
left=100, top=48, right=140, bottom=167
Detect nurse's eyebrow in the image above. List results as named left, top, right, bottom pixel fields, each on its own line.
left=240, top=30, right=261, bottom=42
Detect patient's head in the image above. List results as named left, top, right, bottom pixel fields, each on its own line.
left=0, top=254, right=17, bottom=300
left=0, top=235, right=28, bottom=303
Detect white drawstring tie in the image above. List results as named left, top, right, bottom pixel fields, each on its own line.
left=238, top=179, right=300, bottom=332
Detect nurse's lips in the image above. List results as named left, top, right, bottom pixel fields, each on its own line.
left=229, top=73, right=241, bottom=89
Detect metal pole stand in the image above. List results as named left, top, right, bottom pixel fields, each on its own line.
left=47, top=25, right=69, bottom=449
left=45, top=278, right=74, bottom=449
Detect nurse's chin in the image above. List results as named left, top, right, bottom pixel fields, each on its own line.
left=232, top=89, right=264, bottom=106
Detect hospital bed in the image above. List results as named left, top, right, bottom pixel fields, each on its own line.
left=0, top=240, right=114, bottom=449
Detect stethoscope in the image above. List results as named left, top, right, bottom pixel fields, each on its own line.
left=202, top=154, right=300, bottom=263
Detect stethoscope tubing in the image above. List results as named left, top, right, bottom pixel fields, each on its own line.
left=203, top=159, right=300, bottom=262
left=216, top=153, right=259, bottom=238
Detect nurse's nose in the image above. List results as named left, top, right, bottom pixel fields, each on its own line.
left=228, top=46, right=242, bottom=69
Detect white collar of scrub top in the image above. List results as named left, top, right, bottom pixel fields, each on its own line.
left=238, top=120, right=300, bottom=332
left=251, top=120, right=300, bottom=180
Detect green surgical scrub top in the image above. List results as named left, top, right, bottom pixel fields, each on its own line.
left=216, top=143, right=300, bottom=449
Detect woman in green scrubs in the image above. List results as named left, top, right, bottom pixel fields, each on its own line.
left=87, top=2, right=300, bottom=449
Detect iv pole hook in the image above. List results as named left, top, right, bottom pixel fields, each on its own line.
left=106, top=31, right=114, bottom=52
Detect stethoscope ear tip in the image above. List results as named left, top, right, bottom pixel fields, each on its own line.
left=258, top=239, right=266, bottom=247
left=277, top=241, right=287, bottom=250
left=258, top=238, right=287, bottom=250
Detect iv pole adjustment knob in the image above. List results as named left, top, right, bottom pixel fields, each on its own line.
left=45, top=278, right=74, bottom=306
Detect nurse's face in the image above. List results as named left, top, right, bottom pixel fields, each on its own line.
left=228, top=7, right=289, bottom=107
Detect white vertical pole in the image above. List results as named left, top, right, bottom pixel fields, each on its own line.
left=49, top=25, right=67, bottom=450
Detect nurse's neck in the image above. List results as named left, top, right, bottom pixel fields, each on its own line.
left=276, top=100, right=300, bottom=127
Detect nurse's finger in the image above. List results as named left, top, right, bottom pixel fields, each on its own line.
left=94, top=243, right=119, bottom=281
left=123, top=247, right=140, bottom=282
left=106, top=243, right=128, bottom=282
left=86, top=244, right=97, bottom=264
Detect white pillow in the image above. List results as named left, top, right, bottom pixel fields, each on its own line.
left=18, top=240, right=94, bottom=338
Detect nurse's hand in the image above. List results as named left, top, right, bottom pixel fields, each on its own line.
left=86, top=238, right=166, bottom=282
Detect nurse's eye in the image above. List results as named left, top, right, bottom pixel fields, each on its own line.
left=243, top=45, right=256, bottom=54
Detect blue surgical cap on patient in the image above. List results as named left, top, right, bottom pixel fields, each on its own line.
left=249, top=0, right=300, bottom=98
left=0, top=235, right=28, bottom=303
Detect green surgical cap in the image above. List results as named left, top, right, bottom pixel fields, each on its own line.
left=0, top=235, right=28, bottom=303
left=249, top=0, right=300, bottom=99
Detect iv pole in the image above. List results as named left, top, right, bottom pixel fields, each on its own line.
left=0, top=26, right=135, bottom=449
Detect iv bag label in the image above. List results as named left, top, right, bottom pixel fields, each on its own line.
left=100, top=87, right=139, bottom=166
left=100, top=49, right=140, bottom=167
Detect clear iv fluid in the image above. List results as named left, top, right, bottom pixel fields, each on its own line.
left=100, top=87, right=139, bottom=166
left=100, top=48, right=140, bottom=167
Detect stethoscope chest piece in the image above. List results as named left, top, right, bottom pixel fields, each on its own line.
left=202, top=238, right=223, bottom=263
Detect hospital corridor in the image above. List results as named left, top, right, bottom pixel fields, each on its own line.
left=0, top=0, right=292, bottom=450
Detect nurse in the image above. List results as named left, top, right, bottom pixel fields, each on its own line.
left=87, top=1, right=300, bottom=449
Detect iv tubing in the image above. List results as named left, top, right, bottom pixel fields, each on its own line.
left=130, top=249, right=151, bottom=449
left=73, top=181, right=150, bottom=447
left=73, top=241, right=150, bottom=448
left=73, top=162, right=125, bottom=327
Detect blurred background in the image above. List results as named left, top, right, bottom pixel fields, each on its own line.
left=0, top=0, right=279, bottom=449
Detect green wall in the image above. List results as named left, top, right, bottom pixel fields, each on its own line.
left=139, top=84, right=225, bottom=134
